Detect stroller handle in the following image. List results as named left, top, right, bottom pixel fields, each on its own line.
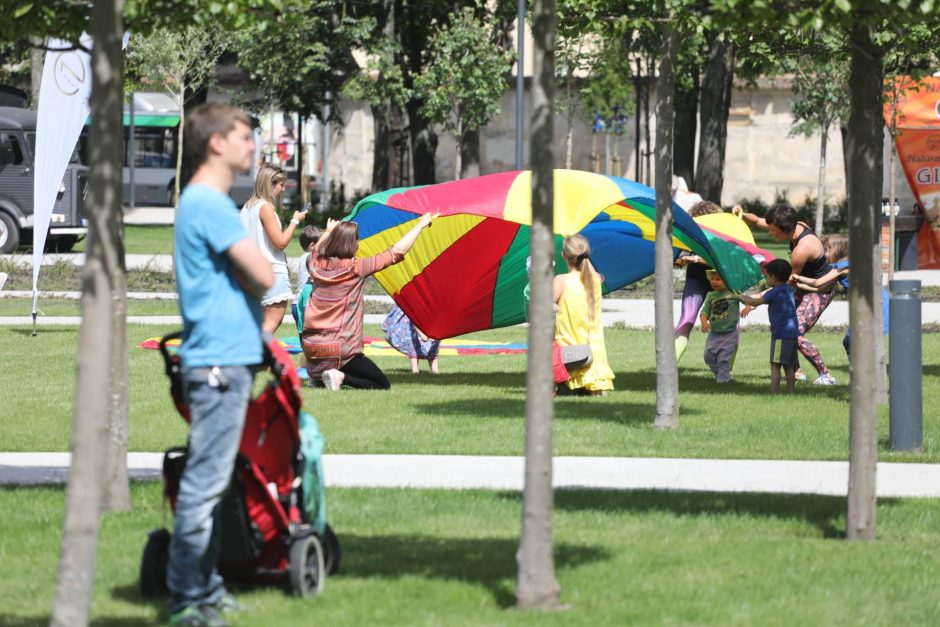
left=160, top=330, right=281, bottom=374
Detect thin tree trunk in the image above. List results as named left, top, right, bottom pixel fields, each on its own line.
left=175, top=89, right=185, bottom=209
left=845, top=19, right=882, bottom=542
left=694, top=32, right=734, bottom=203
left=51, top=1, right=125, bottom=623
left=516, top=0, right=560, bottom=609
left=372, top=104, right=390, bottom=191
left=816, top=127, right=828, bottom=234
left=643, top=54, right=652, bottom=185
left=454, top=121, right=463, bottom=180
left=653, top=22, right=679, bottom=430
left=103, top=215, right=129, bottom=512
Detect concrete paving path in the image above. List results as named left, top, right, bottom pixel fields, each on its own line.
left=2, top=452, right=940, bottom=498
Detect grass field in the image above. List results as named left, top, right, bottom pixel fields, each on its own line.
left=1, top=323, right=937, bottom=463
left=2, top=483, right=940, bottom=626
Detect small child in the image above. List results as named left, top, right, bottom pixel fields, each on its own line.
left=382, top=304, right=441, bottom=374
left=293, top=226, right=323, bottom=337
left=738, top=259, right=801, bottom=394
left=698, top=270, right=740, bottom=383
left=790, top=233, right=889, bottom=357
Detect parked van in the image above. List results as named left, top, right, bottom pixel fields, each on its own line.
left=0, top=106, right=87, bottom=253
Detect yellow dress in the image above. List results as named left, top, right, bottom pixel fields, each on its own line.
left=555, top=271, right=614, bottom=391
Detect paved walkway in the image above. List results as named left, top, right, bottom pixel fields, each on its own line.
left=1, top=452, right=938, bottom=498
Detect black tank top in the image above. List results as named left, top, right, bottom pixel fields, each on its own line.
left=789, top=223, right=830, bottom=279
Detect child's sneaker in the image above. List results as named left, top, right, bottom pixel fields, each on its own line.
left=794, top=371, right=807, bottom=382
left=169, top=605, right=227, bottom=627
left=321, top=369, right=343, bottom=391
left=813, top=374, right=837, bottom=385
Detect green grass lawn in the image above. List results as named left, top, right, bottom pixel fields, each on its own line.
left=74, top=225, right=177, bottom=255
left=0, top=298, right=181, bottom=317
left=2, top=482, right=940, bottom=625
left=1, top=323, right=937, bottom=463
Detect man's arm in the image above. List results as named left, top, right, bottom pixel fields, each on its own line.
left=227, top=238, right=274, bottom=298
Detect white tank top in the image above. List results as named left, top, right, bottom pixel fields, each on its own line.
left=239, top=198, right=288, bottom=274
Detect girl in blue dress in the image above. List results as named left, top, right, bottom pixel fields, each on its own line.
left=382, top=305, right=441, bottom=374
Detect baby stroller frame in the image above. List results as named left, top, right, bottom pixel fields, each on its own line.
left=139, top=331, right=340, bottom=598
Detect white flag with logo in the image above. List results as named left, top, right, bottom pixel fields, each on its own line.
left=31, top=33, right=94, bottom=312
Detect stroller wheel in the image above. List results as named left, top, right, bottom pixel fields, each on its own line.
left=289, top=534, right=325, bottom=596
left=323, top=524, right=341, bottom=575
left=139, top=528, right=171, bottom=598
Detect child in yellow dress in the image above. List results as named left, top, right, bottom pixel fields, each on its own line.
left=553, top=234, right=615, bottom=395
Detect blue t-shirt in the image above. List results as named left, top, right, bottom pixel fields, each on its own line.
left=832, top=260, right=889, bottom=335
left=175, top=184, right=263, bottom=367
left=763, top=284, right=800, bottom=339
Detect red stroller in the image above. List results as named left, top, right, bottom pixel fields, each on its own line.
left=139, top=332, right=340, bottom=598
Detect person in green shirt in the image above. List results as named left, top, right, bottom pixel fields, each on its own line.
left=699, top=270, right=740, bottom=383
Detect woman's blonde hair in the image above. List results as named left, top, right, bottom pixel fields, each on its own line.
left=561, top=234, right=602, bottom=320
left=250, top=163, right=287, bottom=205
left=820, top=233, right=848, bottom=264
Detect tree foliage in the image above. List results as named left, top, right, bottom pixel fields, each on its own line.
left=414, top=5, right=514, bottom=179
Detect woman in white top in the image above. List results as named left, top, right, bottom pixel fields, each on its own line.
left=240, top=163, right=308, bottom=333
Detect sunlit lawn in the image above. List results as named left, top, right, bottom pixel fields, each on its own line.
left=1, top=323, right=937, bottom=463
left=1, top=483, right=940, bottom=626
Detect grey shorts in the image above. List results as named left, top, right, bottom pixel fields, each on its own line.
left=770, top=337, right=799, bottom=367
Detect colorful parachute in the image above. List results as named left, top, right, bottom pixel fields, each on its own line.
left=348, top=170, right=766, bottom=339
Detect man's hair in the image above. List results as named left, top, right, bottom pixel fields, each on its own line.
left=299, top=225, right=323, bottom=250
left=185, top=103, right=251, bottom=168
left=320, top=221, right=359, bottom=259
left=765, top=258, right=792, bottom=282
left=689, top=200, right=721, bottom=217
left=765, top=202, right=797, bottom=233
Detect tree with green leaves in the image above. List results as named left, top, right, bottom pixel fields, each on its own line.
left=126, top=25, right=224, bottom=207
left=787, top=30, right=850, bottom=234
left=415, top=5, right=514, bottom=180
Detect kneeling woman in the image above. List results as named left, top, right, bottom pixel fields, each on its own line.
left=554, top=234, right=615, bottom=395
left=302, top=213, right=436, bottom=390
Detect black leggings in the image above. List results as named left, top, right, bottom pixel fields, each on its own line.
left=340, top=354, right=391, bottom=390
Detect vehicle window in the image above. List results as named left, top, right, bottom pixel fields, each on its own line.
left=23, top=131, right=80, bottom=164
left=126, top=127, right=175, bottom=168
left=0, top=133, right=24, bottom=166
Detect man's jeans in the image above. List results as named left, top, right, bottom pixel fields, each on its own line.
left=167, top=365, right=254, bottom=614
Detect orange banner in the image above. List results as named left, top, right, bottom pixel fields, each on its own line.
left=885, top=76, right=940, bottom=268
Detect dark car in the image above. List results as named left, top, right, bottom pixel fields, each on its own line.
left=0, top=106, right=87, bottom=253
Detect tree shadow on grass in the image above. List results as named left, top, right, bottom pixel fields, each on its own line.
left=922, top=363, right=940, bottom=378
left=496, top=488, right=903, bottom=540
left=415, top=397, right=700, bottom=425
left=331, top=533, right=608, bottom=608
left=6, top=327, right=76, bottom=336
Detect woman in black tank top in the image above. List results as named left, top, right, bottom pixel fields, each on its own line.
left=790, top=224, right=831, bottom=280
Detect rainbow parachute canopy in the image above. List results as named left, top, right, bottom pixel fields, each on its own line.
left=349, top=170, right=766, bottom=339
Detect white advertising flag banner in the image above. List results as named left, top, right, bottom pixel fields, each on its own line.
left=31, top=33, right=94, bottom=310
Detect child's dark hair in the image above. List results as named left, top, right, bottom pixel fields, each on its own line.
left=299, top=225, right=323, bottom=250
left=765, top=258, right=792, bottom=282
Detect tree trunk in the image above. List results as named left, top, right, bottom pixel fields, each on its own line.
left=454, top=121, right=463, bottom=181
left=102, top=216, right=129, bottom=512
left=372, top=104, right=390, bottom=191
left=516, top=0, right=560, bottom=610
left=407, top=100, right=437, bottom=185
left=175, top=88, right=185, bottom=210
left=643, top=55, right=653, bottom=185
left=694, top=32, right=734, bottom=204
left=653, top=23, right=679, bottom=430
left=816, top=127, right=828, bottom=234
left=50, top=1, right=125, bottom=624
left=29, top=37, right=44, bottom=109
left=461, top=127, right=480, bottom=179
left=673, top=68, right=699, bottom=187
left=844, top=19, right=882, bottom=542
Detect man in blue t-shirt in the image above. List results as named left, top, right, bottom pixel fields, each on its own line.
left=738, top=259, right=801, bottom=395
left=167, top=103, right=273, bottom=627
